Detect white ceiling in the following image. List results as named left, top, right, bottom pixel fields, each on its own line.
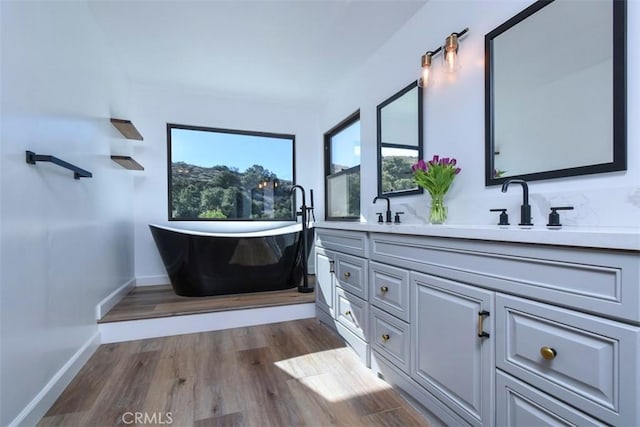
left=88, top=0, right=427, bottom=104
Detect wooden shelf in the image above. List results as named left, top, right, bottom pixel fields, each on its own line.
left=111, top=155, right=144, bottom=171
left=110, top=118, right=143, bottom=141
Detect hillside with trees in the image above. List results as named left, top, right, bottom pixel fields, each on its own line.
left=171, top=162, right=293, bottom=220
left=381, top=155, right=418, bottom=193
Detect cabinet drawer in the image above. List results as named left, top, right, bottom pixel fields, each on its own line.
left=336, top=321, right=370, bottom=367
left=336, top=253, right=368, bottom=300
left=315, top=229, right=368, bottom=258
left=335, top=288, right=368, bottom=340
left=371, top=306, right=410, bottom=373
left=496, top=294, right=640, bottom=426
left=369, top=261, right=410, bottom=322
left=496, top=371, right=606, bottom=427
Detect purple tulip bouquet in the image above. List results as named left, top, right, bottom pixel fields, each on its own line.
left=412, top=155, right=461, bottom=223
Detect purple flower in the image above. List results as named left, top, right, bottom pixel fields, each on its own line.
left=412, top=159, right=427, bottom=171
left=412, top=154, right=461, bottom=195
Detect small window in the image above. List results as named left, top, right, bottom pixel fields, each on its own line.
left=324, top=112, right=360, bottom=220
left=167, top=124, right=295, bottom=221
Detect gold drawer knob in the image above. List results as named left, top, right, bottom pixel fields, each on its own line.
left=345, top=310, right=352, bottom=316
left=343, top=272, right=351, bottom=278
left=380, top=286, right=389, bottom=293
left=381, top=334, right=390, bottom=343
left=540, top=346, right=557, bottom=360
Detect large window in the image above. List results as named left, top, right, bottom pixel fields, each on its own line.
left=324, top=112, right=360, bottom=220
left=168, top=124, right=295, bottom=221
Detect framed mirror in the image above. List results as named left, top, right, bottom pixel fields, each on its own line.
left=485, top=0, right=626, bottom=186
left=377, top=81, right=423, bottom=197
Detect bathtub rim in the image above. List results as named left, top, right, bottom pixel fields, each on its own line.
left=149, top=222, right=310, bottom=238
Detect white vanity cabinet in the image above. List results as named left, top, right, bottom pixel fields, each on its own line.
left=315, top=229, right=370, bottom=365
left=315, top=225, right=640, bottom=426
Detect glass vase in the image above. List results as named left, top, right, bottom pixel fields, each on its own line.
left=430, top=193, right=447, bottom=224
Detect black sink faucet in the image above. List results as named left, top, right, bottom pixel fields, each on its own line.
left=501, top=179, right=533, bottom=226
left=373, top=196, right=392, bottom=223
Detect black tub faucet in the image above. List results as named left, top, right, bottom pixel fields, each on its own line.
left=373, top=196, right=392, bottom=223
left=290, top=185, right=313, bottom=293
left=501, top=179, right=533, bottom=226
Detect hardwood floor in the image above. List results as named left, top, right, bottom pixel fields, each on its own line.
left=100, top=283, right=315, bottom=323
left=39, top=319, right=429, bottom=426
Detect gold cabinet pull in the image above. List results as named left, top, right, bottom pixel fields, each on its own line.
left=381, top=334, right=390, bottom=343
left=343, top=272, right=351, bottom=278
left=380, top=286, right=389, bottom=293
left=540, top=346, right=557, bottom=360
left=345, top=310, right=352, bottom=317
left=477, top=311, right=490, bottom=338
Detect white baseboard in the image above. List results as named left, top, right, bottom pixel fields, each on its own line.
left=100, top=303, right=316, bottom=343
left=95, top=278, right=136, bottom=320
left=135, top=274, right=169, bottom=286
left=8, top=331, right=100, bottom=427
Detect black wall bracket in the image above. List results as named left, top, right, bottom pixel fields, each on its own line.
left=26, top=151, right=92, bottom=179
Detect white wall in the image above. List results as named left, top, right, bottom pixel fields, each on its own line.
left=0, top=1, right=135, bottom=425
left=131, top=84, right=323, bottom=283
left=322, top=0, right=640, bottom=228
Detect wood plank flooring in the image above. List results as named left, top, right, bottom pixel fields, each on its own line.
left=100, top=282, right=315, bottom=323
left=39, top=319, right=429, bottom=427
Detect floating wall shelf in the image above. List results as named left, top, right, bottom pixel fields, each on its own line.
left=110, top=117, right=144, bottom=171
left=110, top=118, right=143, bottom=141
left=111, top=155, right=144, bottom=171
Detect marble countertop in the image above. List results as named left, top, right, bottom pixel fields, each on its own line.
left=314, top=221, right=640, bottom=251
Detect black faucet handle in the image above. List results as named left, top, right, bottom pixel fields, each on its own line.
left=547, top=206, right=574, bottom=227
left=490, top=208, right=510, bottom=226
left=394, top=212, right=404, bottom=224
left=375, top=212, right=384, bottom=223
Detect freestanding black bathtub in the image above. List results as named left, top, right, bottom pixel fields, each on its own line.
left=149, top=223, right=314, bottom=297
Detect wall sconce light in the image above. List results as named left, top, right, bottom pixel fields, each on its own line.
left=418, top=27, right=469, bottom=87
left=418, top=47, right=441, bottom=88
left=443, top=28, right=469, bottom=73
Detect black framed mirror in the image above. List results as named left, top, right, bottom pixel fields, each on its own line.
left=485, top=0, right=626, bottom=186
left=376, top=81, right=423, bottom=197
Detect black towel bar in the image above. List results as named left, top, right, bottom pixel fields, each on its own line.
left=26, top=151, right=92, bottom=179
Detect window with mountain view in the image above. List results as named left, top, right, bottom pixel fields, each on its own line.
left=324, top=112, right=360, bottom=220
left=168, top=124, right=295, bottom=220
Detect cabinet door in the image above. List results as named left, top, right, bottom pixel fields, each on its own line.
left=315, top=248, right=335, bottom=315
left=411, top=271, right=495, bottom=427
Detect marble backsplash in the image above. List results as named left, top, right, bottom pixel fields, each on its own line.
left=366, top=185, right=640, bottom=229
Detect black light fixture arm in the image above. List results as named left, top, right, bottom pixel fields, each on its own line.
left=26, top=150, right=92, bottom=179
left=421, top=27, right=469, bottom=58
left=454, top=27, right=470, bottom=38
left=424, top=45, right=442, bottom=58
